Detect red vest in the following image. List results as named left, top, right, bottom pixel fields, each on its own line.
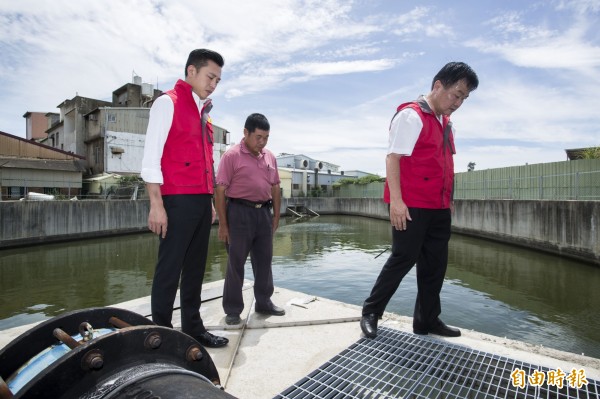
left=160, top=79, right=214, bottom=195
left=384, top=98, right=455, bottom=209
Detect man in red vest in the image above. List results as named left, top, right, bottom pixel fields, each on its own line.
left=141, top=49, right=228, bottom=348
left=360, top=62, right=479, bottom=339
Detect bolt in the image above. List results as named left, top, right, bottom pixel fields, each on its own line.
left=82, top=350, right=104, bottom=370
left=87, top=354, right=104, bottom=370
left=186, top=345, right=203, bottom=361
left=144, top=332, right=162, bottom=349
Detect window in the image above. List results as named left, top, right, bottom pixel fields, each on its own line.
left=9, top=187, right=24, bottom=199
left=108, top=114, right=117, bottom=123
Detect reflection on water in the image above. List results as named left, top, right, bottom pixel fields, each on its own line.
left=0, top=215, right=598, bottom=359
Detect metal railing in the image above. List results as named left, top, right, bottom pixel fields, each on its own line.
left=0, top=178, right=146, bottom=201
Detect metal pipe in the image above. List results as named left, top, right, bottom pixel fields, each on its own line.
left=53, top=328, right=80, bottom=350
left=108, top=316, right=132, bottom=329
left=0, top=376, right=14, bottom=399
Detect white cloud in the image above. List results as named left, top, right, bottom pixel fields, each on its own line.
left=556, top=0, right=600, bottom=14
left=467, top=6, right=600, bottom=77
left=222, top=59, right=398, bottom=98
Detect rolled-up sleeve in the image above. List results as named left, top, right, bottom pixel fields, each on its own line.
left=388, top=108, right=422, bottom=156
left=141, top=95, right=174, bottom=184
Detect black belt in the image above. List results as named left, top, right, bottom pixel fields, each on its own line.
left=228, top=198, right=272, bottom=209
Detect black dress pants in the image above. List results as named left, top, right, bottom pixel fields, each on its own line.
left=151, top=194, right=212, bottom=336
left=362, top=207, right=451, bottom=329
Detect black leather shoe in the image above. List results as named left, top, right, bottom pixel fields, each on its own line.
left=360, top=313, right=378, bottom=338
left=255, top=305, right=285, bottom=316
left=414, top=319, right=461, bottom=337
left=225, top=314, right=241, bottom=325
left=195, top=331, right=229, bottom=348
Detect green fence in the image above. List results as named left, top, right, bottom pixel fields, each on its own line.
left=329, top=159, right=600, bottom=200
left=332, top=182, right=384, bottom=198
left=454, top=159, right=600, bottom=200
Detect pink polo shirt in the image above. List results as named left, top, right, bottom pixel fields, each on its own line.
left=216, top=139, right=280, bottom=202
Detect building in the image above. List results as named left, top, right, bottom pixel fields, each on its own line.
left=22, top=112, right=50, bottom=142
left=45, top=96, right=113, bottom=155
left=112, top=75, right=162, bottom=108
left=276, top=153, right=356, bottom=197
left=0, top=131, right=86, bottom=200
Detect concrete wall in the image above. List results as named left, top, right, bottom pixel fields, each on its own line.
left=283, top=197, right=389, bottom=220
left=1, top=198, right=598, bottom=266
left=0, top=200, right=148, bottom=248
left=451, top=200, right=599, bottom=266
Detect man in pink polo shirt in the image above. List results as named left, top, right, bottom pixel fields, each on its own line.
left=214, top=113, right=284, bottom=325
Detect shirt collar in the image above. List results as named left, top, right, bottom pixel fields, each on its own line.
left=191, top=90, right=209, bottom=106
left=240, top=138, right=264, bottom=157
left=418, top=95, right=444, bottom=124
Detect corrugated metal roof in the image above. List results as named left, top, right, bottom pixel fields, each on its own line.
left=0, top=131, right=84, bottom=160
left=0, top=157, right=86, bottom=172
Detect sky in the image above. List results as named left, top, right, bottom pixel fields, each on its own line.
left=1, top=0, right=599, bottom=175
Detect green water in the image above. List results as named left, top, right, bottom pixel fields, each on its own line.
left=1, top=215, right=598, bottom=359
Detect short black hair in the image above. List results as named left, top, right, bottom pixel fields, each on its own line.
left=185, top=49, right=224, bottom=77
left=432, top=62, right=479, bottom=91
left=244, top=113, right=270, bottom=133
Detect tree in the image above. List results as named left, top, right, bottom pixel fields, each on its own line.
left=578, top=147, right=600, bottom=159
left=332, top=175, right=384, bottom=188
left=467, top=162, right=476, bottom=172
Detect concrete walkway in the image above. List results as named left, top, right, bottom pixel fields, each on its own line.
left=1, top=280, right=599, bottom=398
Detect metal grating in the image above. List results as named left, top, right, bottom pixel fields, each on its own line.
left=275, top=327, right=600, bottom=399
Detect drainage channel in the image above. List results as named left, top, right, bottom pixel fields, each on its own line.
left=275, top=327, right=599, bottom=399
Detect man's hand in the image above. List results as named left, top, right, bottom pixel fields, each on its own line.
left=148, top=204, right=168, bottom=238
left=390, top=200, right=411, bottom=231
left=146, top=183, right=167, bottom=238
left=218, top=223, right=229, bottom=244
